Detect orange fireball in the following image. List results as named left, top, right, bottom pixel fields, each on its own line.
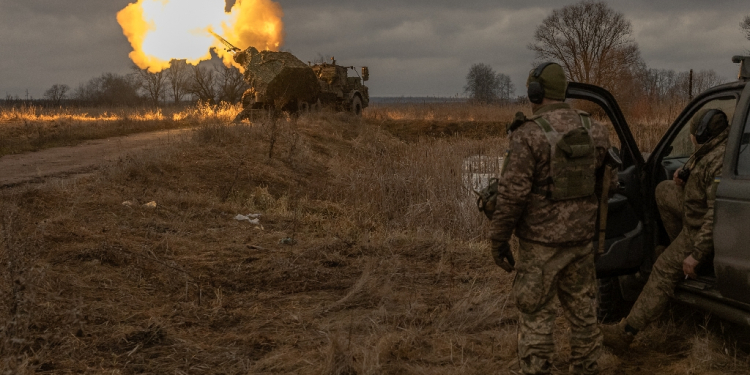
left=117, top=0, right=284, bottom=72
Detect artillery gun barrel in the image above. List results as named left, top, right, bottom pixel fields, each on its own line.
left=209, top=31, right=241, bottom=53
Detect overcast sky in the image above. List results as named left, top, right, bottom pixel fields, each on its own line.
left=1, top=0, right=748, bottom=99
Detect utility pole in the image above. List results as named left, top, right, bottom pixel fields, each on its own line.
left=689, top=69, right=694, bottom=100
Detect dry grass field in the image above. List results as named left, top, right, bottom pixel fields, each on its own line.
left=0, top=102, right=748, bottom=374
left=0, top=102, right=239, bottom=157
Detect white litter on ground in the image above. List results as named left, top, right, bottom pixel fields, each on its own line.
left=234, top=213, right=262, bottom=224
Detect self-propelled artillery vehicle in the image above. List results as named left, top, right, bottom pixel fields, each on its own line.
left=212, top=32, right=369, bottom=121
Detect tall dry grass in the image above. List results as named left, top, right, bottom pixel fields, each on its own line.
left=366, top=100, right=674, bottom=154
left=0, top=104, right=746, bottom=374
left=326, top=126, right=504, bottom=240
left=0, top=112, right=517, bottom=373
left=365, top=101, right=525, bottom=122
left=0, top=102, right=242, bottom=156
left=0, top=99, right=674, bottom=158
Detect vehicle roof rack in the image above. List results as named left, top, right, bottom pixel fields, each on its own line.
left=732, top=56, right=750, bottom=81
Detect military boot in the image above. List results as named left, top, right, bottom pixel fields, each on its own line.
left=599, top=319, right=634, bottom=353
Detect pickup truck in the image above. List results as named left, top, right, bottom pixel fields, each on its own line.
left=568, top=56, right=750, bottom=325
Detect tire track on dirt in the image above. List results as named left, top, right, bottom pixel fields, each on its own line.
left=0, top=128, right=193, bottom=188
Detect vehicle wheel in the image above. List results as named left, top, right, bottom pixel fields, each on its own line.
left=351, top=96, right=363, bottom=116
left=597, top=277, right=625, bottom=323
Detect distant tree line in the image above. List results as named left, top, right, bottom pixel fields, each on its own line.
left=465, top=2, right=747, bottom=118
left=464, top=63, right=515, bottom=104
left=526, top=1, right=733, bottom=117
left=3, top=59, right=248, bottom=108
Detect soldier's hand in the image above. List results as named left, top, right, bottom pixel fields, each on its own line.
left=673, top=169, right=686, bottom=187
left=683, top=255, right=699, bottom=279
left=491, top=240, right=515, bottom=273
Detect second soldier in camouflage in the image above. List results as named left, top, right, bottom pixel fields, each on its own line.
left=491, top=62, right=614, bottom=375
left=600, top=108, right=730, bottom=352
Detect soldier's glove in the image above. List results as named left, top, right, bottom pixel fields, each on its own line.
left=491, top=240, right=515, bottom=273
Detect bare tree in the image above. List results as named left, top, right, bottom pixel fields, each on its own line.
left=166, top=59, right=190, bottom=104
left=43, top=84, right=70, bottom=106
left=188, top=65, right=217, bottom=104
left=496, top=73, right=515, bottom=101
left=627, top=68, right=682, bottom=120
left=529, top=1, right=641, bottom=89
left=464, top=63, right=511, bottom=104
left=691, top=69, right=727, bottom=94
left=637, top=68, right=682, bottom=102
left=133, top=66, right=167, bottom=106
left=73, top=73, right=141, bottom=106
left=742, top=15, right=750, bottom=41
left=215, top=64, right=248, bottom=104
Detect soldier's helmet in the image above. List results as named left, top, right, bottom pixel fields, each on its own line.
left=526, top=62, right=567, bottom=102
left=690, top=108, right=729, bottom=144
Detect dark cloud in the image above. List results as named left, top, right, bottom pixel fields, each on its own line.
left=1, top=0, right=749, bottom=98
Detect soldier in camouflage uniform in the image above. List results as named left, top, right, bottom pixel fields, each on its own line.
left=600, top=108, right=730, bottom=352
left=655, top=180, right=684, bottom=242
left=490, top=62, right=614, bottom=375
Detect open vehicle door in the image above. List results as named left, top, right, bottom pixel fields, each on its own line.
left=566, top=82, right=650, bottom=278
left=569, top=66, right=750, bottom=323
left=568, top=82, right=744, bottom=274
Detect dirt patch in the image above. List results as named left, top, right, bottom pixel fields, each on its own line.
left=0, top=128, right=192, bottom=187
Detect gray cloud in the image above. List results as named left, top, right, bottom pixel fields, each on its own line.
left=282, top=5, right=546, bottom=96
left=1, top=0, right=749, bottom=98
left=0, top=0, right=133, bottom=97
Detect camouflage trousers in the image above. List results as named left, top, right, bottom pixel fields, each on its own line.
left=513, top=239, right=602, bottom=375
left=655, top=180, right=684, bottom=242
left=626, top=227, right=692, bottom=330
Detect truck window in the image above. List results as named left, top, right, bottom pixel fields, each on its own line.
left=665, top=97, right=737, bottom=159
left=738, top=107, right=750, bottom=176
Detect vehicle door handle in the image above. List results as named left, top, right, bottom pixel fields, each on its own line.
left=616, top=181, right=626, bottom=193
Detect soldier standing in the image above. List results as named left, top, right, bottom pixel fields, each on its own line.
left=490, top=62, right=614, bottom=375
left=600, top=109, right=730, bottom=351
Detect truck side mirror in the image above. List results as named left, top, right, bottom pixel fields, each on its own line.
left=732, top=56, right=750, bottom=81
left=362, top=66, right=369, bottom=82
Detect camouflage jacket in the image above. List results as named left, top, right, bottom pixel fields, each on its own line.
left=490, top=103, right=614, bottom=245
left=683, top=128, right=728, bottom=262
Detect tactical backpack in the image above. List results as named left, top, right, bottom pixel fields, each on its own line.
left=533, top=113, right=597, bottom=200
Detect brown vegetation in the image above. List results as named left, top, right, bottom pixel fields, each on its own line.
left=1, top=104, right=748, bottom=374
left=0, top=102, right=240, bottom=157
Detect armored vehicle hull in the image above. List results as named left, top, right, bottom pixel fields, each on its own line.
left=233, top=47, right=320, bottom=119
left=232, top=47, right=369, bottom=121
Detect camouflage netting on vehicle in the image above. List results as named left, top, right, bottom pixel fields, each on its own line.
left=234, top=47, right=320, bottom=109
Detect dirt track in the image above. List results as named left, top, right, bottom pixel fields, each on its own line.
left=0, top=128, right=192, bottom=187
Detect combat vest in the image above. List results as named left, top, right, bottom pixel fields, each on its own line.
left=532, top=113, right=597, bottom=201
